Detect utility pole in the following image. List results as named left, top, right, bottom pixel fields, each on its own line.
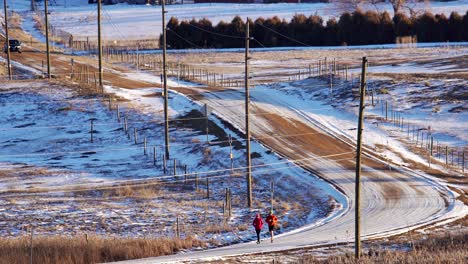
left=245, top=19, right=252, bottom=208
left=270, top=180, right=274, bottom=210
left=97, top=0, right=103, bottom=87
left=3, top=0, right=12, bottom=80
left=355, top=56, right=367, bottom=260
left=162, top=0, right=170, bottom=159
left=44, top=0, right=51, bottom=78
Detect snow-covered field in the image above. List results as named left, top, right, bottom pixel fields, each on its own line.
left=0, top=80, right=345, bottom=244
left=0, top=2, right=467, bottom=262
left=113, top=55, right=467, bottom=264
left=263, top=76, right=467, bottom=172
left=4, top=0, right=468, bottom=40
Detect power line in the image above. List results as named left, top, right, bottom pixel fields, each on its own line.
left=102, top=8, right=128, bottom=41
left=252, top=38, right=267, bottom=48
left=186, top=23, right=245, bottom=40
left=0, top=105, right=337, bottom=131
left=254, top=22, right=310, bottom=47
left=0, top=130, right=330, bottom=158
left=0, top=152, right=355, bottom=196
left=166, top=28, right=203, bottom=49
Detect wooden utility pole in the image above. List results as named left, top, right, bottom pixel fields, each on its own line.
left=3, top=0, right=12, bottom=80
left=245, top=19, right=252, bottom=208
left=162, top=0, right=170, bottom=159
left=355, top=56, right=367, bottom=259
left=270, top=180, right=274, bottom=210
left=44, top=0, right=51, bottom=78
left=97, top=0, right=103, bottom=87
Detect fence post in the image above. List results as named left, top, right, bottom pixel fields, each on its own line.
left=405, top=122, right=409, bottom=138
left=176, top=215, right=180, bottom=238
left=90, top=119, right=94, bottom=143
left=117, top=105, right=120, bottom=123
left=445, top=146, right=449, bottom=168
left=430, top=136, right=434, bottom=156
left=385, top=101, right=388, bottom=120
left=225, top=188, right=229, bottom=216
left=70, top=58, right=74, bottom=79
left=451, top=149, right=454, bottom=166
left=228, top=188, right=232, bottom=217
left=463, top=152, right=465, bottom=173
left=421, top=132, right=424, bottom=148
left=29, top=226, right=34, bottom=264
left=206, top=178, right=210, bottom=198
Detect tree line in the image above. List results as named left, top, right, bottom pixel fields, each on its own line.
left=163, top=10, right=468, bottom=49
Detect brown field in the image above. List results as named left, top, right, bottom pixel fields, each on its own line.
left=299, top=232, right=468, bottom=264
left=0, top=235, right=205, bottom=264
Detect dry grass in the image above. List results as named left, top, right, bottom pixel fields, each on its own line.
left=205, top=223, right=234, bottom=234
left=0, top=235, right=205, bottom=264
left=99, top=185, right=163, bottom=199
left=299, top=233, right=468, bottom=264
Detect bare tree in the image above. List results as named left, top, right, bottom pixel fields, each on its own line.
left=389, top=0, right=405, bottom=14
left=332, top=0, right=430, bottom=15
left=402, top=0, right=430, bottom=16
left=330, top=0, right=366, bottom=13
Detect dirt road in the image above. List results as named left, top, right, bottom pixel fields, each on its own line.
left=112, top=78, right=465, bottom=263
left=1, top=27, right=466, bottom=264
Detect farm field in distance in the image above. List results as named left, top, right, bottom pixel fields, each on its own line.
left=0, top=0, right=467, bottom=263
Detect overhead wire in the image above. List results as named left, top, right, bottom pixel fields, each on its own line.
left=166, top=28, right=203, bottom=49
left=254, top=22, right=310, bottom=47
left=0, top=105, right=337, bottom=131
left=0, top=130, right=332, bottom=158
left=102, top=8, right=128, bottom=42
left=0, top=152, right=356, bottom=196
left=252, top=38, right=267, bottom=49
left=186, top=23, right=245, bottom=40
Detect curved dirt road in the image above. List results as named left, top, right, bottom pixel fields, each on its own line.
left=115, top=81, right=466, bottom=263
left=1, top=12, right=466, bottom=264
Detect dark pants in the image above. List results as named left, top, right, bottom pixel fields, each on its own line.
left=255, top=229, right=261, bottom=242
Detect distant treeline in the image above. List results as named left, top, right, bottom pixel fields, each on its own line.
left=164, top=10, right=468, bottom=48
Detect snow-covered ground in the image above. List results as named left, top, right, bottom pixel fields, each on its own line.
left=1, top=2, right=466, bottom=259
left=4, top=0, right=468, bottom=40
left=0, top=80, right=345, bottom=244
left=113, top=57, right=467, bottom=264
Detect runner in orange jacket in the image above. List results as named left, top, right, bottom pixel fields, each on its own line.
left=266, top=210, right=278, bottom=243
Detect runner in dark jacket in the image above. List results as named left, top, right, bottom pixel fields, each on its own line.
left=252, top=213, right=264, bottom=244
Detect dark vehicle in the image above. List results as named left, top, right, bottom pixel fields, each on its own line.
left=3, top=39, right=22, bottom=53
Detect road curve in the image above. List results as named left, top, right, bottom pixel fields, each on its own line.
left=2, top=14, right=465, bottom=264
left=115, top=82, right=466, bottom=264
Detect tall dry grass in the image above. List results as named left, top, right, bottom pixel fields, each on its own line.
left=299, top=232, right=468, bottom=264
left=0, top=235, right=205, bottom=264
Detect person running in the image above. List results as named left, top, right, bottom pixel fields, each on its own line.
left=252, top=213, right=264, bottom=244
left=266, top=210, right=278, bottom=243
